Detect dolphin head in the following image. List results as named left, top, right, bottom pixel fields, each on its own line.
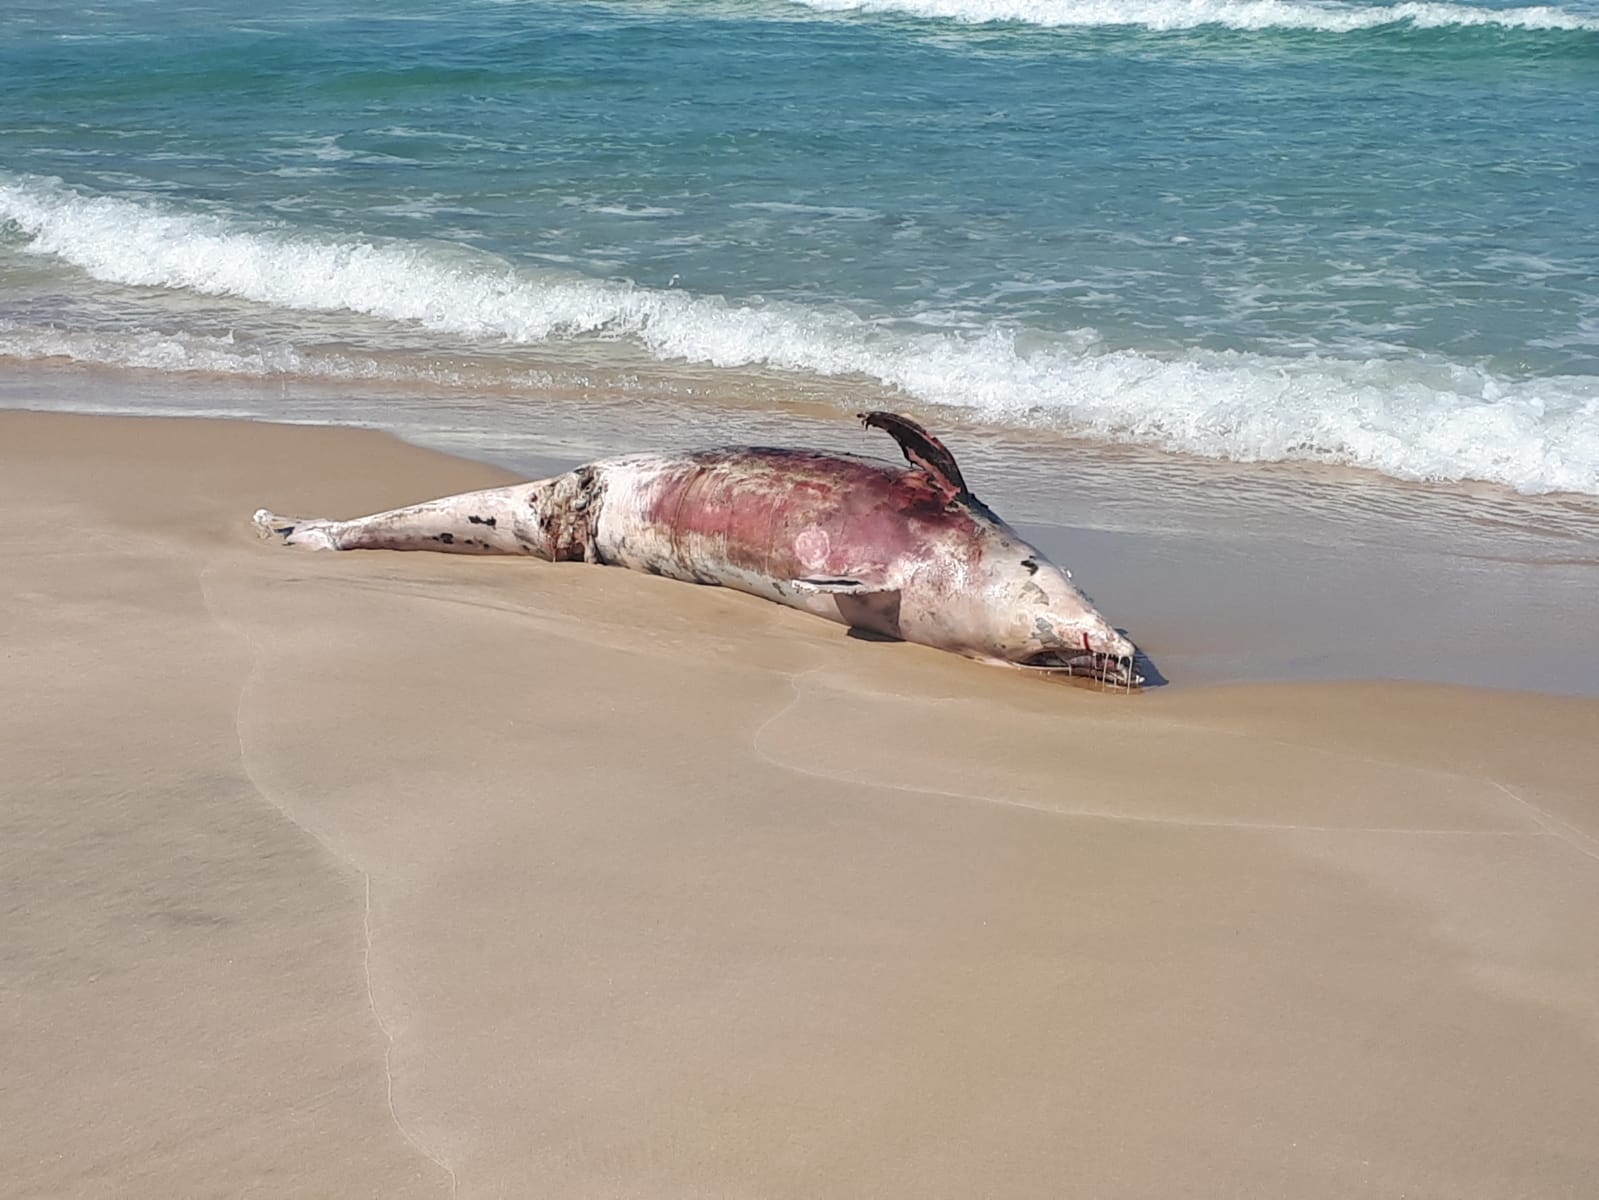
left=1008, top=553, right=1140, bottom=685
left=946, top=538, right=1142, bottom=688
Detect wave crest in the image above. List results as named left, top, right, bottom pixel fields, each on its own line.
left=789, top=0, right=1599, bottom=33
left=3, top=175, right=1596, bottom=495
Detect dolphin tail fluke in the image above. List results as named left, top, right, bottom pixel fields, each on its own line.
left=252, top=508, right=342, bottom=550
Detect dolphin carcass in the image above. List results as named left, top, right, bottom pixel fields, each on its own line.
left=254, top=412, right=1141, bottom=687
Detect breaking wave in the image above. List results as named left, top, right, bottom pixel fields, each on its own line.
left=4, top=175, right=1597, bottom=495
left=788, top=0, right=1599, bottom=33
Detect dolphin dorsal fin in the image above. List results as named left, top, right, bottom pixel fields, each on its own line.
left=859, top=411, right=970, bottom=500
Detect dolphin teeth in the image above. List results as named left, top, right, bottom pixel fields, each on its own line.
left=1016, top=649, right=1142, bottom=690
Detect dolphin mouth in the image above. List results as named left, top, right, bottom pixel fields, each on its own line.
left=1018, top=649, right=1144, bottom=690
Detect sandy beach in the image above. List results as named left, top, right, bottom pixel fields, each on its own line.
left=4, top=407, right=1598, bottom=1198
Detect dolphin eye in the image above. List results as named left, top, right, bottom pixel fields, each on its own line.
left=1020, top=557, right=1039, bottom=575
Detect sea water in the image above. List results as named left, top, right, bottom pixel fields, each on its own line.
left=3, top=0, right=1597, bottom=497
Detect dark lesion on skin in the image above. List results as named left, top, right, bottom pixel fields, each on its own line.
left=468, top=514, right=497, bottom=527
left=435, top=532, right=455, bottom=544
left=1020, top=557, right=1039, bottom=574
left=526, top=465, right=606, bottom=562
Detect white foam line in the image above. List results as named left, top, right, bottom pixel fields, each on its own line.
left=793, top=0, right=1599, bottom=33
left=6, top=174, right=1598, bottom=496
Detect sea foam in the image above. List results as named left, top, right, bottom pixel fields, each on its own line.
left=790, top=0, right=1599, bottom=33
left=4, top=176, right=1596, bottom=495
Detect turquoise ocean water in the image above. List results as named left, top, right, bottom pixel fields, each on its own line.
left=3, top=0, right=1598, bottom=496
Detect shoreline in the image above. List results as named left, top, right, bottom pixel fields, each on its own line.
left=5, top=360, right=1597, bottom=697
left=4, top=405, right=1599, bottom=1196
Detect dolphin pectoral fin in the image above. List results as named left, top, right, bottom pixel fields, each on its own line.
left=835, top=587, right=904, bottom=641
left=790, top=576, right=885, bottom=595
left=792, top=578, right=905, bottom=640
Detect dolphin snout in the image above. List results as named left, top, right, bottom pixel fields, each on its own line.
left=1053, top=616, right=1141, bottom=687
left=1060, top=610, right=1131, bottom=660
left=1091, top=624, right=1136, bottom=662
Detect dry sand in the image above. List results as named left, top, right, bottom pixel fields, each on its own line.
left=3, top=409, right=1597, bottom=1198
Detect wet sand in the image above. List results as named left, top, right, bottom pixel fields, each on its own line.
left=4, top=408, right=1598, bottom=1198
left=10, top=359, right=1598, bottom=698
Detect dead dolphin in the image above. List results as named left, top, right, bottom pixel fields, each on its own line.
left=254, top=412, right=1140, bottom=687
